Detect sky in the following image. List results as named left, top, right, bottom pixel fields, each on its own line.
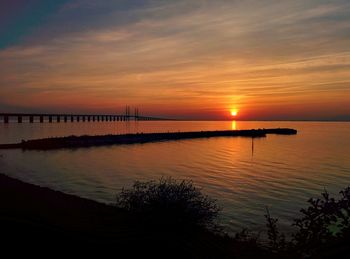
left=0, top=0, right=349, bottom=120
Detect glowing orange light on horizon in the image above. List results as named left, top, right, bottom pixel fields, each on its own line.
left=231, top=109, right=238, bottom=117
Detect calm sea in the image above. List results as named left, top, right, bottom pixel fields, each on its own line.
left=0, top=121, right=349, bottom=234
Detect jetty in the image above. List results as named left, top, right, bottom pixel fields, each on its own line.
left=0, top=128, right=297, bottom=150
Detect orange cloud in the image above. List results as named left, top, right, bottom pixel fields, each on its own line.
left=0, top=0, right=349, bottom=120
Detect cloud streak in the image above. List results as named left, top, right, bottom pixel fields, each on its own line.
left=0, top=0, right=349, bottom=120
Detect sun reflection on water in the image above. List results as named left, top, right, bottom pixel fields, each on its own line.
left=231, top=120, right=237, bottom=130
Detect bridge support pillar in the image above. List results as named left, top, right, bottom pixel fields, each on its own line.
left=82, top=116, right=85, bottom=122
left=40, top=116, right=44, bottom=123
left=57, top=116, right=60, bottom=123
left=49, top=116, right=52, bottom=123
left=64, top=116, right=67, bottom=122
left=77, top=116, right=80, bottom=122
left=29, top=116, right=34, bottom=123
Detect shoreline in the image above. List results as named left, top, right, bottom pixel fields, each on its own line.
left=0, top=172, right=273, bottom=257
left=1, top=171, right=347, bottom=257
left=0, top=128, right=297, bottom=150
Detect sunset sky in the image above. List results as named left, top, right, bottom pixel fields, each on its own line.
left=0, top=0, right=349, bottom=120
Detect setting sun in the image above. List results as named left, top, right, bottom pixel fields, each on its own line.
left=231, top=110, right=238, bottom=117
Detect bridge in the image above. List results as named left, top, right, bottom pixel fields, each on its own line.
left=0, top=113, right=166, bottom=123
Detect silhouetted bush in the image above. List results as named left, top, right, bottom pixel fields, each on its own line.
left=265, top=207, right=286, bottom=252
left=261, top=186, right=350, bottom=258
left=234, top=228, right=260, bottom=246
left=292, top=187, right=350, bottom=256
left=116, top=178, right=221, bottom=230
left=116, top=178, right=350, bottom=257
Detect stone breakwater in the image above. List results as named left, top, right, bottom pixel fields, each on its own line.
left=0, top=128, right=297, bottom=150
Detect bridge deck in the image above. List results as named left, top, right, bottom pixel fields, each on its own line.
left=0, top=113, right=165, bottom=123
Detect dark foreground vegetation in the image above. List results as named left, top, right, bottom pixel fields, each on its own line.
left=0, top=128, right=297, bottom=150
left=1, top=173, right=349, bottom=258
left=0, top=174, right=270, bottom=258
